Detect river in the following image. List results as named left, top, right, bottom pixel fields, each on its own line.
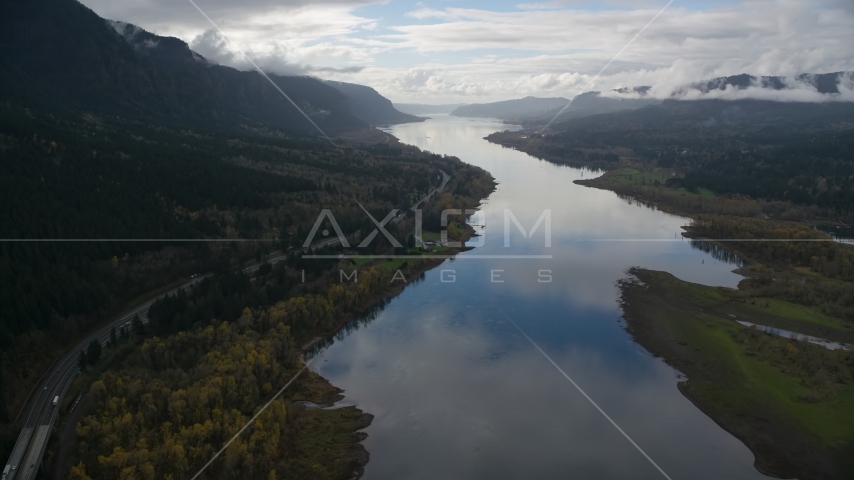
left=311, top=115, right=770, bottom=479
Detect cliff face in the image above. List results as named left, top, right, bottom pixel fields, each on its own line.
left=0, top=0, right=364, bottom=134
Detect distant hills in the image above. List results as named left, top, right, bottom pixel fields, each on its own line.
left=448, top=93, right=660, bottom=124
left=394, top=103, right=466, bottom=115
left=517, top=91, right=661, bottom=125
left=682, top=71, right=853, bottom=96
left=447, top=71, right=853, bottom=126
left=450, top=96, right=569, bottom=120
left=547, top=97, right=854, bottom=135
left=0, top=0, right=416, bottom=135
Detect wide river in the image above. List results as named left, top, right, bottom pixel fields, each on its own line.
left=312, top=115, right=770, bottom=479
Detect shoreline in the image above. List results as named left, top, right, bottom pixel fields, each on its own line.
left=565, top=165, right=854, bottom=478
left=292, top=206, right=488, bottom=478
left=620, top=269, right=853, bottom=480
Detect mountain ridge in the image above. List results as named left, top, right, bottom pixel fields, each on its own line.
left=393, top=103, right=466, bottom=115
left=450, top=96, right=569, bottom=120
left=684, top=71, right=854, bottom=95
left=446, top=71, right=853, bottom=126
left=0, top=0, right=374, bottom=135
left=324, top=81, right=425, bottom=126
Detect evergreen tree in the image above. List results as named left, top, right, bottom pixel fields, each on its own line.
left=132, top=314, right=144, bottom=336
left=86, top=340, right=102, bottom=366
left=78, top=350, right=87, bottom=371
left=0, top=366, right=8, bottom=423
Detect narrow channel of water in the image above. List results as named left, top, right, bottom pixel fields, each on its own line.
left=312, top=115, right=769, bottom=479
left=735, top=320, right=851, bottom=351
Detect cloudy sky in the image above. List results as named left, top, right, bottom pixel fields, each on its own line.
left=80, top=0, right=854, bottom=103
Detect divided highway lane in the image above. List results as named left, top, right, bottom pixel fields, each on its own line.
left=16, top=367, right=75, bottom=480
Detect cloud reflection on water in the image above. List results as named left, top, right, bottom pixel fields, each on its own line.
left=314, top=116, right=768, bottom=479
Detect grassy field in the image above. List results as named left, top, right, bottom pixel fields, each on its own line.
left=577, top=166, right=763, bottom=218
left=420, top=230, right=442, bottom=241
left=602, top=167, right=670, bottom=186
left=600, top=167, right=716, bottom=197
left=745, top=297, right=854, bottom=333
left=621, top=268, right=854, bottom=479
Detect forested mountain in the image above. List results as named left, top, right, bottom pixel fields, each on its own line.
left=516, top=90, right=662, bottom=125
left=393, top=103, right=466, bottom=115
left=451, top=92, right=661, bottom=124
left=451, top=96, right=569, bottom=119
left=0, top=0, right=364, bottom=134
left=682, top=71, right=854, bottom=95
left=474, top=72, right=853, bottom=126
left=325, top=81, right=424, bottom=125
left=488, top=96, right=854, bottom=211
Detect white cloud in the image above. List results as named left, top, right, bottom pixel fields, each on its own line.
left=666, top=72, right=854, bottom=102
left=78, top=0, right=854, bottom=103
left=404, top=8, right=450, bottom=20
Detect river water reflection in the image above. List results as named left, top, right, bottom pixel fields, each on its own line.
left=311, top=115, right=769, bottom=479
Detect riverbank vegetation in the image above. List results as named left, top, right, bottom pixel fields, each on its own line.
left=70, top=306, right=361, bottom=480
left=62, top=235, right=482, bottom=479
left=620, top=269, right=854, bottom=479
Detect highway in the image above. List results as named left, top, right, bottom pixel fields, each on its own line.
left=2, top=273, right=210, bottom=480
left=2, top=169, right=449, bottom=479
left=411, top=169, right=450, bottom=211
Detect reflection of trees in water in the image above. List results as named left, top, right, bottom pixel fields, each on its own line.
left=306, top=270, right=429, bottom=358
left=817, top=226, right=854, bottom=245
left=616, top=193, right=658, bottom=211
left=690, top=240, right=744, bottom=266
